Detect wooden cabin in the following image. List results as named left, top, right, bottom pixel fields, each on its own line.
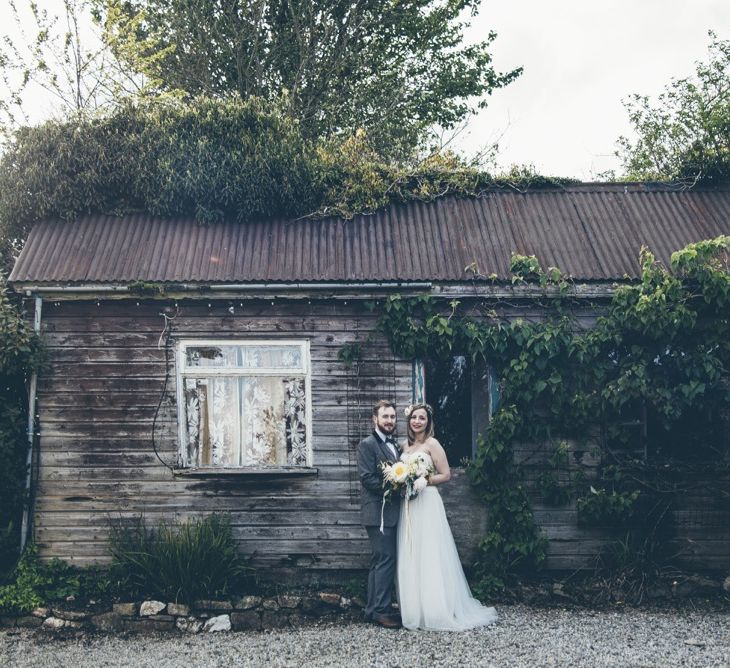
left=8, top=183, right=730, bottom=578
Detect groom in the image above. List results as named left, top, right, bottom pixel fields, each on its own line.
left=357, top=399, right=402, bottom=628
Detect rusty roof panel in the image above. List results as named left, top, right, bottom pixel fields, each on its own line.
left=9, top=185, right=730, bottom=285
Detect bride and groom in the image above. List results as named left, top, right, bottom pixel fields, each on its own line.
left=357, top=399, right=497, bottom=631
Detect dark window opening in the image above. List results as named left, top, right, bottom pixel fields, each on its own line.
left=608, top=397, right=728, bottom=463
left=424, top=356, right=493, bottom=466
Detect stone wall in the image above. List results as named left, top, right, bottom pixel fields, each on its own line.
left=0, top=592, right=363, bottom=635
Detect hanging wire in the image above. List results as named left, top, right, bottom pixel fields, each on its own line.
left=151, top=306, right=180, bottom=473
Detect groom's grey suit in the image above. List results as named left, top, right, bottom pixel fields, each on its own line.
left=357, top=431, right=402, bottom=619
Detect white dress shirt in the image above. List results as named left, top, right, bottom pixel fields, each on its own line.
left=374, top=427, right=399, bottom=459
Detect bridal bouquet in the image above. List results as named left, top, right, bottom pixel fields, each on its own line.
left=381, top=454, right=435, bottom=500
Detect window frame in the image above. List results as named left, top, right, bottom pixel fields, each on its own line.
left=175, top=338, right=313, bottom=470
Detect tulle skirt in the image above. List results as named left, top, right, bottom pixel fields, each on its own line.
left=396, top=486, right=497, bottom=631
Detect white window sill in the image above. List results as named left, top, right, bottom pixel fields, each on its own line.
left=173, top=466, right=318, bottom=478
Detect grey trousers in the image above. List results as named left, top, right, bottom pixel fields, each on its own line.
left=364, top=525, right=397, bottom=618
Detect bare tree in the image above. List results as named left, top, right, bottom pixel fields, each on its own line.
left=0, top=0, right=162, bottom=141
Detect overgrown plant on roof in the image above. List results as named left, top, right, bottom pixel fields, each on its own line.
left=0, top=96, right=575, bottom=265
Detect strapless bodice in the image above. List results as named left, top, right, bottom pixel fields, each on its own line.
left=400, top=450, right=433, bottom=467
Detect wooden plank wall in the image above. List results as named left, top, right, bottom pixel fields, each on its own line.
left=518, top=442, right=730, bottom=571
left=33, top=298, right=418, bottom=575
left=32, top=298, right=730, bottom=576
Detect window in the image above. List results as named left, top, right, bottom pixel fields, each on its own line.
left=176, top=340, right=311, bottom=469
left=418, top=356, right=498, bottom=464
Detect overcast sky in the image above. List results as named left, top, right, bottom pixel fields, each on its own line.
left=3, top=0, right=730, bottom=181
left=459, top=0, right=730, bottom=179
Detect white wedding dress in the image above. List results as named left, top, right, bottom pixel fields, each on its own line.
left=396, top=452, right=497, bottom=631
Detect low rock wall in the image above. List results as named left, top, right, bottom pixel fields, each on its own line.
left=0, top=592, right=363, bottom=635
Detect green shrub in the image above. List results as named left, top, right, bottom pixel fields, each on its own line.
left=471, top=573, right=508, bottom=601
left=0, top=545, right=101, bottom=613
left=0, top=547, right=44, bottom=613
left=109, top=514, right=253, bottom=604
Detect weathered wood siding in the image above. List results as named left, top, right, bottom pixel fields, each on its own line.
left=32, top=298, right=730, bottom=575
left=34, top=298, right=488, bottom=574
left=516, top=441, right=730, bottom=571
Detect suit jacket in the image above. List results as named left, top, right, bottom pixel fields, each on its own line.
left=357, top=432, right=402, bottom=527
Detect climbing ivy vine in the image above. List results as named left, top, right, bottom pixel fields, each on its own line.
left=374, top=236, right=730, bottom=595
left=0, top=281, right=43, bottom=577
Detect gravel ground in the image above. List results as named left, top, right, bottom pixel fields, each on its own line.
left=1, top=605, right=728, bottom=668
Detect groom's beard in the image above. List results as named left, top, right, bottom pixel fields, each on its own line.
left=375, top=421, right=396, bottom=435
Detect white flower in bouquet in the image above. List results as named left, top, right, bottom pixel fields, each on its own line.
left=383, top=460, right=410, bottom=484
left=381, top=455, right=436, bottom=502
left=415, top=460, right=429, bottom=478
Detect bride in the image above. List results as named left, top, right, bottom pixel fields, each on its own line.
left=396, top=403, right=497, bottom=631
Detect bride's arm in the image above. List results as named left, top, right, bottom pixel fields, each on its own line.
left=426, top=438, right=451, bottom=486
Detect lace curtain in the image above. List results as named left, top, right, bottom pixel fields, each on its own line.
left=185, top=376, right=307, bottom=467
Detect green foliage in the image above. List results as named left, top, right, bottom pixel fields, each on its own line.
left=0, top=285, right=43, bottom=376
left=576, top=488, right=641, bottom=527
left=536, top=473, right=572, bottom=507
left=0, top=281, right=43, bottom=575
left=0, top=97, right=318, bottom=245
left=0, top=523, right=19, bottom=582
left=0, top=97, right=576, bottom=254
left=534, top=442, right=574, bottom=506
left=617, top=32, right=730, bottom=184
left=337, top=342, right=363, bottom=369
left=510, top=254, right=568, bottom=289
left=0, top=546, right=45, bottom=612
left=4, top=520, right=231, bottom=611
left=509, top=254, right=543, bottom=283
left=108, top=514, right=253, bottom=604
left=375, top=236, right=730, bottom=589
left=587, top=477, right=677, bottom=604
left=0, top=402, right=26, bottom=576
left=139, top=98, right=324, bottom=222
left=127, top=281, right=164, bottom=297
left=469, top=427, right=547, bottom=596
left=0, top=545, right=113, bottom=614
left=103, top=0, right=521, bottom=160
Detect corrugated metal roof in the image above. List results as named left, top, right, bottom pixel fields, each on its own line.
left=9, top=184, right=730, bottom=285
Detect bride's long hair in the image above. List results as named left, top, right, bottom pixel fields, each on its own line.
left=406, top=403, right=435, bottom=444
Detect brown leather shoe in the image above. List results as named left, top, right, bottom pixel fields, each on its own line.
left=386, top=607, right=401, bottom=621
left=371, top=612, right=401, bottom=629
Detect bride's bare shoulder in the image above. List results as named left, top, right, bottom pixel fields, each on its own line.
left=425, top=437, right=444, bottom=453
